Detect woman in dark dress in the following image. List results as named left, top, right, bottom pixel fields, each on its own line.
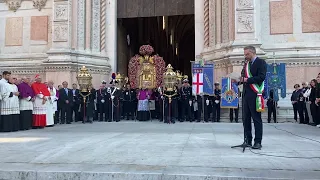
left=291, top=84, right=304, bottom=123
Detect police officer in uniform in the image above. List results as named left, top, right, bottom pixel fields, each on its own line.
left=179, top=77, right=193, bottom=122
left=267, top=89, right=277, bottom=123
left=123, top=83, right=136, bottom=120
left=96, top=81, right=108, bottom=122
left=212, top=82, right=221, bottom=122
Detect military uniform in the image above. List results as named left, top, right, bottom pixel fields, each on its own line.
left=179, top=79, right=193, bottom=122
left=123, top=87, right=136, bottom=120
left=107, top=79, right=122, bottom=122
left=96, top=87, right=109, bottom=122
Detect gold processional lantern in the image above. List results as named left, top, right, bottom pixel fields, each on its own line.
left=76, top=66, right=92, bottom=93
left=115, top=72, right=125, bottom=88
left=176, top=70, right=183, bottom=82
left=163, top=64, right=177, bottom=92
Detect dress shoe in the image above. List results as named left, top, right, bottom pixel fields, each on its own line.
left=252, top=143, right=262, bottom=149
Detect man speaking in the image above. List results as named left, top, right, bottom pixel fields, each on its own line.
left=240, top=46, right=267, bottom=150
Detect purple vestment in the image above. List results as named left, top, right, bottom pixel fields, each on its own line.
left=18, top=82, right=35, bottom=99
left=138, top=89, right=149, bottom=100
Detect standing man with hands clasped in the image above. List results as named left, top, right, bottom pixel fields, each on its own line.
left=239, top=46, right=267, bottom=150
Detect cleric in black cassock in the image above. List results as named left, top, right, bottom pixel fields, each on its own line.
left=107, top=79, right=122, bottom=122
left=123, top=83, right=136, bottom=120
left=79, top=86, right=96, bottom=124
left=179, top=78, right=193, bottom=122
left=163, top=86, right=179, bottom=124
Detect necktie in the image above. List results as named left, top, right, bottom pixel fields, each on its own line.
left=65, top=88, right=68, bottom=95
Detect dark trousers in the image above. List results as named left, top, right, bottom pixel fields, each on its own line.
left=180, top=100, right=192, bottom=121
left=61, top=106, right=72, bottom=124
left=54, top=107, right=61, bottom=124
left=293, top=102, right=304, bottom=123
left=230, top=108, right=239, bottom=122
left=212, top=103, right=221, bottom=122
left=72, top=104, right=79, bottom=122
left=267, top=104, right=277, bottom=123
left=204, top=104, right=211, bottom=122
left=109, top=99, right=121, bottom=121
left=244, top=97, right=263, bottom=144
left=123, top=101, right=135, bottom=120
left=303, top=102, right=309, bottom=124
left=310, top=103, right=320, bottom=125
left=98, top=102, right=109, bottom=121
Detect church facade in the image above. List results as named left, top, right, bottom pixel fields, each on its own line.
left=0, top=0, right=319, bottom=91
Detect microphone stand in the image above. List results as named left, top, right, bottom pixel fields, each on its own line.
left=231, top=60, right=251, bottom=152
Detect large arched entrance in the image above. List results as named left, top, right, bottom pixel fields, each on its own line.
left=117, top=0, right=195, bottom=77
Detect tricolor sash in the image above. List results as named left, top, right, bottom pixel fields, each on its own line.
left=245, top=62, right=265, bottom=112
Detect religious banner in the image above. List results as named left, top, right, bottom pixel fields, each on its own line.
left=220, top=77, right=239, bottom=108
left=265, top=63, right=286, bottom=101
left=191, top=61, right=214, bottom=95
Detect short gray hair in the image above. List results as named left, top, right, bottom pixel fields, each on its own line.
left=244, top=46, right=256, bottom=54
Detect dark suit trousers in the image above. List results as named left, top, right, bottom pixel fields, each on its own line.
left=244, top=96, right=263, bottom=144
left=61, top=105, right=72, bottom=124
left=72, top=104, right=80, bottom=122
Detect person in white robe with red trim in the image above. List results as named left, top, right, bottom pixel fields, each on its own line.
left=31, top=74, right=50, bottom=128
left=47, top=81, right=58, bottom=127
left=0, top=74, right=20, bottom=132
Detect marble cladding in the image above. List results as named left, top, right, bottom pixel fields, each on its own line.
left=286, top=66, right=320, bottom=89
left=270, top=0, right=293, bottom=34
left=195, top=0, right=204, bottom=56
left=5, top=17, right=23, bottom=46
left=260, top=0, right=320, bottom=49
left=30, top=16, right=48, bottom=43
left=302, top=0, right=320, bottom=33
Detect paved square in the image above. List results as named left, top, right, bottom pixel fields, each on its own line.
left=0, top=122, right=320, bottom=180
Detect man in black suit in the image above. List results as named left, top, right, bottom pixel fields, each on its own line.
left=58, top=81, right=73, bottom=124
left=241, top=46, right=267, bottom=149
left=71, top=83, right=80, bottom=122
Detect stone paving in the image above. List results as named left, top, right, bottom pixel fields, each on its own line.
left=0, top=121, right=320, bottom=180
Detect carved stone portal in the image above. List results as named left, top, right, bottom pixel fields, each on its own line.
left=5, top=0, right=22, bottom=12
left=33, top=0, right=47, bottom=11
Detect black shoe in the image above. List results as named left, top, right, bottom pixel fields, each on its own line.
left=252, top=143, right=262, bottom=149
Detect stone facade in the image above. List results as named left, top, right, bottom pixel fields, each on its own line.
left=0, top=0, right=111, bottom=88
left=200, top=0, right=320, bottom=110
left=0, top=0, right=319, bottom=93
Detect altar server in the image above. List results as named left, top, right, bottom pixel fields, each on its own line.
left=31, top=74, right=50, bottom=128
left=47, top=81, right=59, bottom=126
left=0, top=73, right=20, bottom=132
left=18, top=77, right=34, bottom=130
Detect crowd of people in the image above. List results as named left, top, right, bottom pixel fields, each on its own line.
left=1, top=69, right=319, bottom=133
left=290, top=73, right=320, bottom=128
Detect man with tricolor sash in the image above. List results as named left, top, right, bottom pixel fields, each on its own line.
left=240, top=46, right=267, bottom=150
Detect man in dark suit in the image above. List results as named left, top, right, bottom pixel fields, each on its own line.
left=241, top=46, right=267, bottom=149
left=71, top=83, right=80, bottom=122
left=58, top=81, right=73, bottom=124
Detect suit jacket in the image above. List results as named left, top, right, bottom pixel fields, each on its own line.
left=58, top=88, right=73, bottom=108
left=71, top=89, right=81, bottom=105
left=244, top=57, right=267, bottom=99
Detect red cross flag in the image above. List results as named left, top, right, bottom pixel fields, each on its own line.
left=192, top=73, right=203, bottom=95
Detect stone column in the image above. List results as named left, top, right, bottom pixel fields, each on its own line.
left=106, top=0, right=117, bottom=72
left=92, top=0, right=101, bottom=52
left=234, top=0, right=261, bottom=46
left=85, top=0, right=92, bottom=51
left=77, top=0, right=85, bottom=51
left=195, top=0, right=204, bottom=56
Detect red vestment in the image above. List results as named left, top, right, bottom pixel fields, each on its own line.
left=31, top=82, right=50, bottom=127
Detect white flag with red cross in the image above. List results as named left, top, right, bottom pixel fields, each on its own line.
left=192, top=73, right=203, bottom=95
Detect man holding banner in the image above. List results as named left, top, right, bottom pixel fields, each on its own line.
left=240, top=46, right=267, bottom=150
